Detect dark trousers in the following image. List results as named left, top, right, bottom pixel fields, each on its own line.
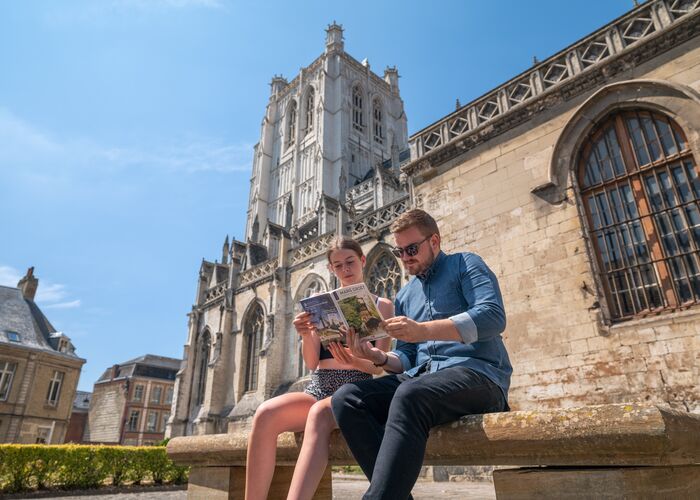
left=331, top=365, right=508, bottom=500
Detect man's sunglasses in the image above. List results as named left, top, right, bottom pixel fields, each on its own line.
left=391, top=235, right=432, bottom=258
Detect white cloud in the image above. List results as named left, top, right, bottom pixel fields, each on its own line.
left=0, top=266, right=22, bottom=287
left=0, top=107, right=252, bottom=176
left=44, top=299, right=82, bottom=310
left=0, top=264, right=80, bottom=308
left=113, top=0, right=225, bottom=8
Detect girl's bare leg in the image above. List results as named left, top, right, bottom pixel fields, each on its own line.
left=245, top=392, right=318, bottom=500
left=286, top=397, right=337, bottom=500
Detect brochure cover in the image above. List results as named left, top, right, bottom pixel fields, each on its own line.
left=300, top=283, right=388, bottom=347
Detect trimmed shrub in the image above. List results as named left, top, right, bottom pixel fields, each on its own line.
left=0, top=444, right=188, bottom=494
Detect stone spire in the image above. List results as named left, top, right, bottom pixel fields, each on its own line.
left=222, top=235, right=230, bottom=265
left=17, top=267, right=38, bottom=301
left=325, top=21, right=344, bottom=53
left=270, top=75, right=288, bottom=96
left=384, top=66, right=399, bottom=94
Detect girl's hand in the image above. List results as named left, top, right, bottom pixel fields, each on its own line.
left=293, top=312, right=316, bottom=338
left=326, top=341, right=359, bottom=370
left=346, top=328, right=386, bottom=366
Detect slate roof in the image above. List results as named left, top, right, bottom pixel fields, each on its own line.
left=96, top=354, right=181, bottom=383
left=0, top=284, right=81, bottom=359
left=73, top=390, right=92, bottom=411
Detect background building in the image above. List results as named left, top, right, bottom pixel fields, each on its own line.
left=0, top=268, right=85, bottom=444
left=64, top=390, right=91, bottom=443
left=169, top=24, right=409, bottom=437
left=86, top=355, right=179, bottom=445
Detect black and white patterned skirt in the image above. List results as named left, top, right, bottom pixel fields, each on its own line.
left=304, top=369, right=372, bottom=400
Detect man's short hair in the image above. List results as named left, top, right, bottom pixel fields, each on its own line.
left=390, top=209, right=440, bottom=237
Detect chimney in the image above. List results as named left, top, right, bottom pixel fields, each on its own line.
left=111, top=364, right=120, bottom=379
left=17, top=267, right=38, bottom=301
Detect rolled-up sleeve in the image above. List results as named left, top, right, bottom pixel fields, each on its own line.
left=449, top=253, right=506, bottom=344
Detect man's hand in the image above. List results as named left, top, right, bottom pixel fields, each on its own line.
left=345, top=328, right=386, bottom=366
left=383, top=316, right=428, bottom=342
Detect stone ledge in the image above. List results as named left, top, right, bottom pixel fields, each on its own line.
left=167, top=403, right=700, bottom=467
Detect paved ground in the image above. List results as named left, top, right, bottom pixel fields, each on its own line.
left=27, top=476, right=496, bottom=499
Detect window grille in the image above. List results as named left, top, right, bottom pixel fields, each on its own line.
left=133, top=384, right=144, bottom=402
left=195, top=331, right=210, bottom=406
left=305, top=88, right=315, bottom=133
left=579, top=110, right=697, bottom=321
left=287, top=101, right=297, bottom=146
left=127, top=410, right=140, bottom=431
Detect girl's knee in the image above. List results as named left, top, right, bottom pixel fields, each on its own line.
left=306, top=401, right=336, bottom=433
left=251, top=400, right=278, bottom=431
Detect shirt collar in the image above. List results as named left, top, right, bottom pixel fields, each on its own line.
left=416, top=251, right=445, bottom=282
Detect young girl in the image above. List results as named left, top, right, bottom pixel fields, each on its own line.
left=245, top=237, right=393, bottom=500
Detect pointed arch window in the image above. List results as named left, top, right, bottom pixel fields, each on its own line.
left=195, top=331, right=210, bottom=406
left=305, top=88, right=315, bottom=134
left=373, top=99, right=384, bottom=144
left=244, top=303, right=265, bottom=392
left=352, top=86, right=364, bottom=132
left=287, top=101, right=297, bottom=147
left=579, top=110, right=698, bottom=321
left=296, top=278, right=325, bottom=378
left=367, top=250, right=402, bottom=301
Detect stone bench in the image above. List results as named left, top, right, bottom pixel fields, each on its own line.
left=166, top=403, right=700, bottom=499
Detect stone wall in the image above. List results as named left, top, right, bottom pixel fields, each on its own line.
left=410, top=37, right=700, bottom=412
left=86, top=379, right=125, bottom=443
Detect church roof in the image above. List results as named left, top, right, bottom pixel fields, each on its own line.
left=0, top=284, right=82, bottom=359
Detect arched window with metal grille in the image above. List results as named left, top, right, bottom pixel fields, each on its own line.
left=366, top=249, right=402, bottom=301
left=578, top=110, right=698, bottom=321
left=243, top=303, right=265, bottom=391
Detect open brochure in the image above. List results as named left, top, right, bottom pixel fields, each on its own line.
left=300, top=283, right=388, bottom=347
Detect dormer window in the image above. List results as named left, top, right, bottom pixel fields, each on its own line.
left=6, top=331, right=20, bottom=343
left=58, top=338, right=68, bottom=353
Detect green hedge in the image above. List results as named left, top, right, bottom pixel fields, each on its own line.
left=0, top=444, right=188, bottom=494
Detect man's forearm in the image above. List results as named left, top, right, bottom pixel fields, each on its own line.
left=420, top=318, right=463, bottom=342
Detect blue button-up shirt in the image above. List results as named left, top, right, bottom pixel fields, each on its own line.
left=391, top=251, right=512, bottom=399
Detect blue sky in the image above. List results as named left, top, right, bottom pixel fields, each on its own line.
left=0, top=0, right=632, bottom=391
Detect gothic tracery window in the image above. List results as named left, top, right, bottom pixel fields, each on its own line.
left=373, top=99, right=384, bottom=144
left=305, top=88, right=315, bottom=134
left=296, top=278, right=324, bottom=378
left=195, top=331, right=210, bottom=406
left=367, top=250, right=402, bottom=301
left=244, top=303, right=265, bottom=392
left=579, top=110, right=698, bottom=321
left=287, top=101, right=297, bottom=147
left=352, top=85, right=364, bottom=132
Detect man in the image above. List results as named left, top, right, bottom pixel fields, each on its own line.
left=333, top=209, right=512, bottom=500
